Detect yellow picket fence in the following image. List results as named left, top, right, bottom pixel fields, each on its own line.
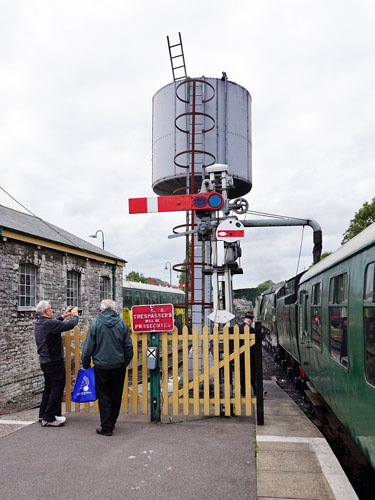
left=63, top=325, right=255, bottom=417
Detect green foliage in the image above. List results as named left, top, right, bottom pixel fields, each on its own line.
left=342, top=198, right=375, bottom=244
left=234, top=280, right=274, bottom=304
left=125, top=271, right=147, bottom=283
left=320, top=251, right=332, bottom=260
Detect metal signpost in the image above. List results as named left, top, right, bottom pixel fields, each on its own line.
left=131, top=304, right=174, bottom=423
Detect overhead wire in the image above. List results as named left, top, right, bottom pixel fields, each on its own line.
left=0, top=185, right=115, bottom=266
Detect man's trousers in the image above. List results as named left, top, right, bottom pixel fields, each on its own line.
left=94, top=365, right=126, bottom=432
left=39, top=359, right=65, bottom=422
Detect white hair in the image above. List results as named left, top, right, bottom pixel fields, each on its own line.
left=100, top=299, right=117, bottom=312
left=36, top=300, right=50, bottom=316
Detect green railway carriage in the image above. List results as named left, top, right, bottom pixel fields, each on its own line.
left=256, top=281, right=285, bottom=348
left=123, top=280, right=185, bottom=309
left=296, top=223, right=375, bottom=469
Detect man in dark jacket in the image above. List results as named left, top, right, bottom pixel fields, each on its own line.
left=34, top=300, right=79, bottom=427
left=81, top=299, right=133, bottom=436
left=239, top=311, right=256, bottom=395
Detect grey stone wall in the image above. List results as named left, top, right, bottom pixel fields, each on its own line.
left=0, top=238, right=124, bottom=411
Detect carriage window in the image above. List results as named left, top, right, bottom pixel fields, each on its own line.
left=134, top=291, right=142, bottom=305
left=364, top=263, right=374, bottom=301
left=311, top=283, right=322, bottom=347
left=123, top=290, right=132, bottom=308
left=364, top=308, right=375, bottom=386
left=329, top=273, right=348, bottom=367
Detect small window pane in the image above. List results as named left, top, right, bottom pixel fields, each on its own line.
left=67, top=271, right=80, bottom=307
left=364, top=307, right=375, bottom=386
left=364, top=263, right=374, bottom=301
left=124, top=291, right=132, bottom=308
left=18, top=264, right=37, bottom=307
left=312, top=283, right=321, bottom=305
left=329, top=279, right=335, bottom=302
left=337, top=274, right=348, bottom=302
left=311, top=306, right=322, bottom=346
left=329, top=306, right=348, bottom=366
left=135, top=291, right=142, bottom=305
left=100, top=276, right=111, bottom=301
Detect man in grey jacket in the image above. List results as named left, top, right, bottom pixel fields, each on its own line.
left=34, top=300, right=79, bottom=427
left=81, top=299, right=133, bottom=436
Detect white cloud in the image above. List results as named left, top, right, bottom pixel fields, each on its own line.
left=1, top=0, right=374, bottom=289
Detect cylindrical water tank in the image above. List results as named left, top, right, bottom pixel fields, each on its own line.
left=152, top=77, right=252, bottom=199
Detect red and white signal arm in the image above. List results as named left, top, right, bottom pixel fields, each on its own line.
left=216, top=218, right=245, bottom=242
left=131, top=304, right=174, bottom=332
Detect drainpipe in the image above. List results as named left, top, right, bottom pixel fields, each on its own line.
left=242, top=218, right=322, bottom=264
left=112, top=263, right=117, bottom=301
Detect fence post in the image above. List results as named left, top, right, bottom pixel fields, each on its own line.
left=254, top=321, right=264, bottom=425
left=149, top=332, right=161, bottom=423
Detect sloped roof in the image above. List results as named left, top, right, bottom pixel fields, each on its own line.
left=0, top=204, right=126, bottom=264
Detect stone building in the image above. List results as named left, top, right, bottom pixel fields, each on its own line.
left=0, top=204, right=126, bottom=411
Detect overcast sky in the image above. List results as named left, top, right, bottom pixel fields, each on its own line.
left=1, top=0, right=374, bottom=288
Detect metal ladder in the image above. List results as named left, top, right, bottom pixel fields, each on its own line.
left=167, top=32, right=187, bottom=81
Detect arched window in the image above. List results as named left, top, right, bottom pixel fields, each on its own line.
left=18, top=264, right=37, bottom=307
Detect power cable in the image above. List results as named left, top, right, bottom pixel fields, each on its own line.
left=0, top=185, right=113, bottom=265
left=296, top=226, right=305, bottom=275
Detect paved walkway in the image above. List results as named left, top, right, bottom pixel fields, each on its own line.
left=0, top=380, right=359, bottom=499
left=256, top=379, right=358, bottom=500
left=0, top=408, right=256, bottom=500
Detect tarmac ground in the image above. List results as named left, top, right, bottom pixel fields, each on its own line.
left=0, top=379, right=359, bottom=500
left=0, top=408, right=256, bottom=500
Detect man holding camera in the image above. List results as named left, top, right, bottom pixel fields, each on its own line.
left=34, top=301, right=79, bottom=427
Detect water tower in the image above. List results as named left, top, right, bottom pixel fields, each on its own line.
left=152, top=34, right=252, bottom=329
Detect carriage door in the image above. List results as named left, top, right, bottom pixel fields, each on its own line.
left=298, top=290, right=310, bottom=346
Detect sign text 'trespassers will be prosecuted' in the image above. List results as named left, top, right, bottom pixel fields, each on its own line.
left=131, top=304, right=174, bottom=332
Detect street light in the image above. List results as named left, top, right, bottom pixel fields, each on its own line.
left=164, top=261, right=172, bottom=286
left=89, top=229, right=105, bottom=250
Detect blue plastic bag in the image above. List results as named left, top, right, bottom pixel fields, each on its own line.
left=72, top=367, right=97, bottom=403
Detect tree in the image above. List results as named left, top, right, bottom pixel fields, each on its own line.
left=320, top=251, right=332, bottom=260
left=234, top=280, right=275, bottom=304
left=125, top=271, right=147, bottom=283
left=342, top=198, right=375, bottom=244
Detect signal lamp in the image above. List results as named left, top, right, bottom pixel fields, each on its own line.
left=192, top=192, right=224, bottom=210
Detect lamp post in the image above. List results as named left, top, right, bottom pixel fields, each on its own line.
left=164, top=261, right=172, bottom=286
left=89, top=229, right=105, bottom=250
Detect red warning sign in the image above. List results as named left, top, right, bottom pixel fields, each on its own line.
left=131, top=304, right=174, bottom=332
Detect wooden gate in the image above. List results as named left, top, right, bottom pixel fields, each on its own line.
left=63, top=325, right=255, bottom=417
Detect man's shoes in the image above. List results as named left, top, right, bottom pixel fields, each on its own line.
left=39, top=416, right=66, bottom=424
left=55, top=416, right=66, bottom=423
left=41, top=419, right=65, bottom=427
left=96, top=427, right=113, bottom=436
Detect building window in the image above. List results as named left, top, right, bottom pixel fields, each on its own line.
left=311, top=283, right=322, bottom=347
left=67, top=270, right=80, bottom=307
left=18, top=264, right=37, bottom=307
left=329, top=273, right=348, bottom=367
left=100, top=276, right=111, bottom=301
left=364, top=263, right=375, bottom=386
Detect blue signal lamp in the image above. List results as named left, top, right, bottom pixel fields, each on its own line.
left=191, top=192, right=224, bottom=210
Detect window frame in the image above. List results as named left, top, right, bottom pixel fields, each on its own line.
left=364, top=261, right=375, bottom=386
left=18, top=263, right=37, bottom=308
left=67, top=270, right=80, bottom=307
left=328, top=270, right=349, bottom=368
left=99, top=276, right=111, bottom=301
left=311, top=281, right=322, bottom=349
